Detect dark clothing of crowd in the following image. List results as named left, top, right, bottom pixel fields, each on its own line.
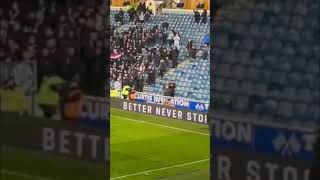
left=126, top=2, right=152, bottom=24
left=110, top=24, right=180, bottom=91
left=163, top=81, right=176, bottom=97
left=194, top=9, right=207, bottom=25
left=0, top=0, right=106, bottom=96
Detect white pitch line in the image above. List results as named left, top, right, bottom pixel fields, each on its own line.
left=110, top=158, right=210, bottom=179
left=111, top=115, right=210, bottom=136
left=1, top=169, right=56, bottom=180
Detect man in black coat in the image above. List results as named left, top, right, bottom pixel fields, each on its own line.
left=159, top=59, right=166, bottom=78
left=118, top=8, right=124, bottom=24
left=201, top=9, right=208, bottom=25
left=193, top=9, right=200, bottom=24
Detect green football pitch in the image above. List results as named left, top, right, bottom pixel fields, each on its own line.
left=1, top=108, right=209, bottom=180
left=1, top=146, right=107, bottom=180
left=110, top=108, right=210, bottom=180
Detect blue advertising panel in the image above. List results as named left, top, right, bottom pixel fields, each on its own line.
left=211, top=118, right=316, bottom=161
left=135, top=92, right=209, bottom=113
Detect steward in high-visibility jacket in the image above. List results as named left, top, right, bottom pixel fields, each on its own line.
left=0, top=79, right=26, bottom=114
left=110, top=88, right=120, bottom=98
left=37, top=75, right=65, bottom=119
left=121, top=85, right=130, bottom=99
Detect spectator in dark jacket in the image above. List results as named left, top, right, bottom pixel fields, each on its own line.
left=193, top=9, right=201, bottom=24
left=159, top=59, right=166, bottom=78
left=201, top=9, right=207, bottom=25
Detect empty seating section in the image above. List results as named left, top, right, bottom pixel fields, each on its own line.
left=212, top=0, right=320, bottom=126
left=143, top=12, right=210, bottom=102
left=147, top=59, right=210, bottom=101
left=144, top=13, right=209, bottom=48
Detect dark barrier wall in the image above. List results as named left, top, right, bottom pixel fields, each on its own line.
left=2, top=113, right=109, bottom=163
left=111, top=98, right=208, bottom=125
left=213, top=150, right=311, bottom=180
left=211, top=116, right=315, bottom=180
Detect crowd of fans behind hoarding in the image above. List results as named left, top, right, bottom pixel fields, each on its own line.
left=110, top=3, right=209, bottom=98
left=0, top=0, right=106, bottom=97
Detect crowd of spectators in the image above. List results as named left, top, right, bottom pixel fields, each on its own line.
left=0, top=0, right=106, bottom=97
left=115, top=2, right=153, bottom=24
left=110, top=3, right=209, bottom=98
left=110, top=23, right=181, bottom=93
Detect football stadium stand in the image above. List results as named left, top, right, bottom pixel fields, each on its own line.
left=110, top=7, right=210, bottom=102
left=211, top=0, right=320, bottom=127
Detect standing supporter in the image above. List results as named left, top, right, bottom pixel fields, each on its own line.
left=168, top=81, right=176, bottom=97
left=201, top=9, right=208, bottom=25
left=159, top=59, right=166, bottom=78
left=186, top=40, right=193, bottom=57
left=162, top=21, right=169, bottom=31
left=190, top=45, right=197, bottom=59
left=193, top=9, right=201, bottom=23
left=114, top=77, right=122, bottom=91
left=202, top=44, right=209, bottom=60
left=128, top=7, right=136, bottom=22
left=147, top=65, right=156, bottom=84
left=12, top=50, right=33, bottom=93
left=168, top=30, right=174, bottom=47
left=123, top=0, right=130, bottom=6
left=169, top=47, right=179, bottom=68
left=173, top=32, right=180, bottom=50
left=137, top=11, right=145, bottom=24
left=118, top=8, right=124, bottom=24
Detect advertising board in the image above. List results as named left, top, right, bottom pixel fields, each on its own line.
left=2, top=113, right=109, bottom=162
left=134, top=92, right=209, bottom=113
left=111, top=98, right=208, bottom=124
left=211, top=116, right=316, bottom=180
left=62, top=95, right=109, bottom=128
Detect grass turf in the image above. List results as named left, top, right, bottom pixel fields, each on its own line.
left=1, top=108, right=210, bottom=180
left=1, top=146, right=107, bottom=180
left=110, top=108, right=210, bottom=180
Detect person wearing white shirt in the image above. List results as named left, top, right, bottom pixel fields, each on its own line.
left=168, top=30, right=174, bottom=47
left=173, top=33, right=180, bottom=50
left=114, top=77, right=122, bottom=91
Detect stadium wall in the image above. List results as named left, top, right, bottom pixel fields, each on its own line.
left=2, top=92, right=110, bottom=163
left=2, top=112, right=109, bottom=162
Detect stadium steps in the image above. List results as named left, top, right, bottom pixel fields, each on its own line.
left=144, top=58, right=210, bottom=102
left=211, top=0, right=320, bottom=127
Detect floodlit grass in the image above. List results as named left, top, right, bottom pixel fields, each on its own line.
left=1, top=146, right=107, bottom=180
left=110, top=108, right=210, bottom=180
left=1, top=108, right=210, bottom=180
